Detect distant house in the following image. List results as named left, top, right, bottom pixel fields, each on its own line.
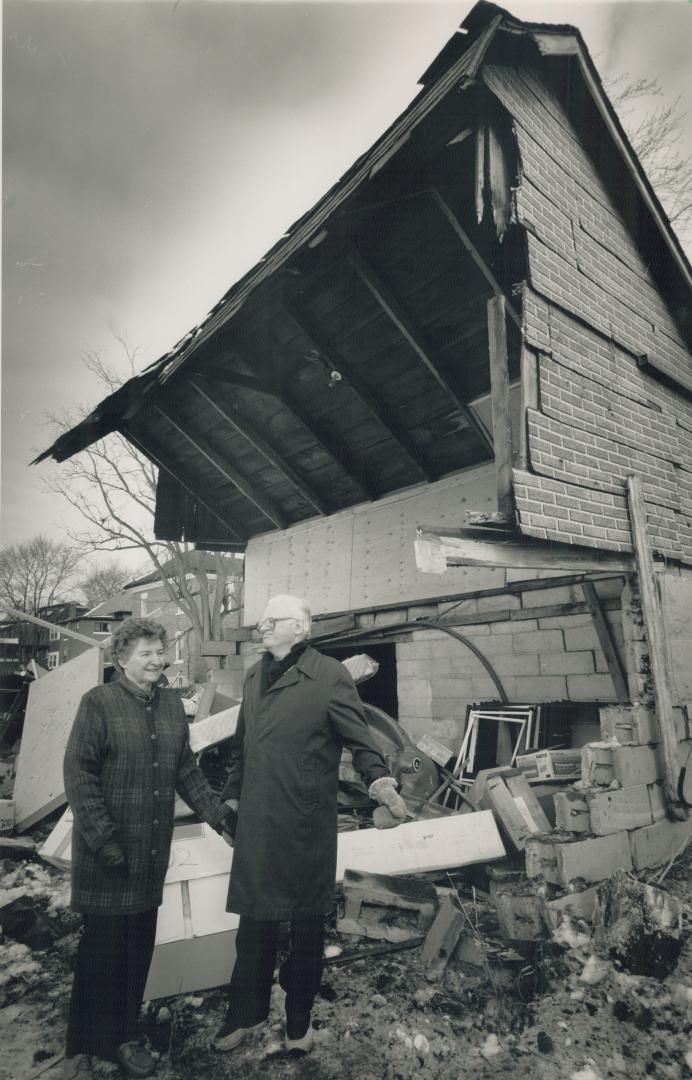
left=0, top=602, right=129, bottom=676
left=89, top=552, right=244, bottom=685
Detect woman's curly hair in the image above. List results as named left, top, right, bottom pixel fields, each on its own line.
left=110, top=616, right=167, bottom=668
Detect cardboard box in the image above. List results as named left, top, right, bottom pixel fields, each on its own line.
left=534, top=749, right=582, bottom=780
left=0, top=799, right=15, bottom=833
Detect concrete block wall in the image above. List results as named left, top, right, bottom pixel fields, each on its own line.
left=482, top=61, right=692, bottom=567
left=396, top=580, right=624, bottom=747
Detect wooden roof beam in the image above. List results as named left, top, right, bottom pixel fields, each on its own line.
left=283, top=296, right=437, bottom=483
left=124, top=428, right=246, bottom=543
left=346, top=247, right=494, bottom=456
left=429, top=188, right=521, bottom=330
left=188, top=376, right=329, bottom=517
left=152, top=404, right=288, bottom=529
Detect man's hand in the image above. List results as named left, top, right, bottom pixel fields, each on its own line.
left=97, top=839, right=128, bottom=875
left=368, top=776, right=407, bottom=824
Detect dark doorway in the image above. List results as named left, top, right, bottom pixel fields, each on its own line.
left=318, top=642, right=399, bottom=719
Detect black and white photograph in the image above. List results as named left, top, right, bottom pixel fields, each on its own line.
left=2, top=1, right=692, bottom=1078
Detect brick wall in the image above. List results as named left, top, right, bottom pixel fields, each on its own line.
left=481, top=62, right=692, bottom=567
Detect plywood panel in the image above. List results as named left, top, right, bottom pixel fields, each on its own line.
left=244, top=464, right=503, bottom=621
left=244, top=515, right=354, bottom=624
left=14, top=647, right=103, bottom=832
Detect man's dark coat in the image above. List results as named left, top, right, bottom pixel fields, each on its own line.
left=64, top=678, right=227, bottom=914
left=223, top=645, right=388, bottom=920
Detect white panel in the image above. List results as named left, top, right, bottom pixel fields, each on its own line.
left=244, top=465, right=502, bottom=621
left=14, top=647, right=103, bottom=831
left=188, top=875, right=240, bottom=936
left=156, top=883, right=187, bottom=945
left=244, top=514, right=353, bottom=624
left=661, top=574, right=692, bottom=703
left=335, top=810, right=504, bottom=880
left=166, top=823, right=233, bottom=884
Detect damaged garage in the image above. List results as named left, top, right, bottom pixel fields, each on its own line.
left=13, top=1, right=692, bottom=1076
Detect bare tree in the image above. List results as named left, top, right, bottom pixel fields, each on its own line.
left=44, top=345, right=242, bottom=655
left=79, top=560, right=131, bottom=608
left=0, top=536, right=84, bottom=664
left=608, top=74, right=692, bottom=247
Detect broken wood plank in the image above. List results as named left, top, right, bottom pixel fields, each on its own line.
left=487, top=294, right=514, bottom=518
left=581, top=580, right=629, bottom=701
left=421, top=894, right=466, bottom=976
left=415, top=529, right=634, bottom=574
left=627, top=475, right=685, bottom=816
left=1, top=607, right=103, bottom=649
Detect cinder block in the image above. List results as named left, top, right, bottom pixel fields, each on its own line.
left=540, top=651, right=595, bottom=676
left=514, top=630, right=565, bottom=654
left=525, top=831, right=632, bottom=886
left=564, top=626, right=600, bottom=651
left=513, top=675, right=568, bottom=701
left=553, top=789, right=590, bottom=832
left=588, top=785, right=654, bottom=835
left=600, top=704, right=659, bottom=744
left=520, top=586, right=576, bottom=607
left=566, top=674, right=618, bottom=700
left=477, top=594, right=521, bottom=613
left=582, top=743, right=663, bottom=787
left=629, top=817, right=692, bottom=871
left=493, top=654, right=541, bottom=677
left=542, top=885, right=599, bottom=929
left=490, top=619, right=538, bottom=635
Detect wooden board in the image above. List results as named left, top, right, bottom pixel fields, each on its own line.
left=14, top=648, right=103, bottom=832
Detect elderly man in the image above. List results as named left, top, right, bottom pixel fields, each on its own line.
left=213, top=594, right=406, bottom=1054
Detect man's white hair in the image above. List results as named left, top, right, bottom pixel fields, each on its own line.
left=268, top=594, right=312, bottom=638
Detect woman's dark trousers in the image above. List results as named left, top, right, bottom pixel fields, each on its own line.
left=225, top=915, right=325, bottom=1035
left=65, top=909, right=158, bottom=1059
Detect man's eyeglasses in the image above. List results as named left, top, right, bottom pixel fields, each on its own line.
left=255, top=617, right=298, bottom=632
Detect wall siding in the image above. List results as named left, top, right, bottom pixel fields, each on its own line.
left=482, top=62, right=692, bottom=565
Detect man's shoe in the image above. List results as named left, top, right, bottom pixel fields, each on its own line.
left=212, top=1019, right=264, bottom=1053
left=116, top=1042, right=156, bottom=1078
left=284, top=1022, right=314, bottom=1054
left=62, top=1056, right=94, bottom=1080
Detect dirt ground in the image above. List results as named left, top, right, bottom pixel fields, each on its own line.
left=1, top=846, right=691, bottom=1080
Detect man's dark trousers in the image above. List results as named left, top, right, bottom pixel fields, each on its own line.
left=225, top=914, right=325, bottom=1036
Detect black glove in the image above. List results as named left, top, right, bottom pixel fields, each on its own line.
left=215, top=807, right=238, bottom=841
left=97, top=839, right=128, bottom=874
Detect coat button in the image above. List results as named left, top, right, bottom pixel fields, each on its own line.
left=151, top=733, right=157, bottom=740
left=153, top=790, right=159, bottom=796
left=153, top=762, right=159, bottom=768
left=151, top=849, right=157, bottom=855
left=146, top=706, right=152, bottom=712
left=153, top=819, right=159, bottom=826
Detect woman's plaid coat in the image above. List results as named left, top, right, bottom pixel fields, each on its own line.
left=64, top=677, right=227, bottom=914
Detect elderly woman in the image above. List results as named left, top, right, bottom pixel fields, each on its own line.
left=62, top=617, right=235, bottom=1080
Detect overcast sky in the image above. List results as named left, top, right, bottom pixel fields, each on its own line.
left=3, top=0, right=691, bottom=572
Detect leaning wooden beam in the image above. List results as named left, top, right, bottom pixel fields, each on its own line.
left=581, top=581, right=629, bottom=701
left=2, top=606, right=104, bottom=649
left=152, top=405, right=287, bottom=529
left=487, top=295, right=514, bottom=518
left=346, top=247, right=494, bottom=454
left=126, top=429, right=246, bottom=543
left=429, top=188, right=521, bottom=330
left=283, top=296, right=435, bottom=482
left=415, top=529, right=634, bottom=574
left=626, top=475, right=685, bottom=817
left=188, top=376, right=329, bottom=516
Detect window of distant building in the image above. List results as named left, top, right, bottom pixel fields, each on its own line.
left=140, top=593, right=148, bottom=616
left=175, top=635, right=183, bottom=663
left=49, top=627, right=60, bottom=641
left=95, top=622, right=110, bottom=634
left=47, top=651, right=60, bottom=670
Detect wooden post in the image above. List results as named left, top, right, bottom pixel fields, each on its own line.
left=487, top=295, right=514, bottom=519
left=626, top=476, right=686, bottom=818
left=581, top=582, right=629, bottom=702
